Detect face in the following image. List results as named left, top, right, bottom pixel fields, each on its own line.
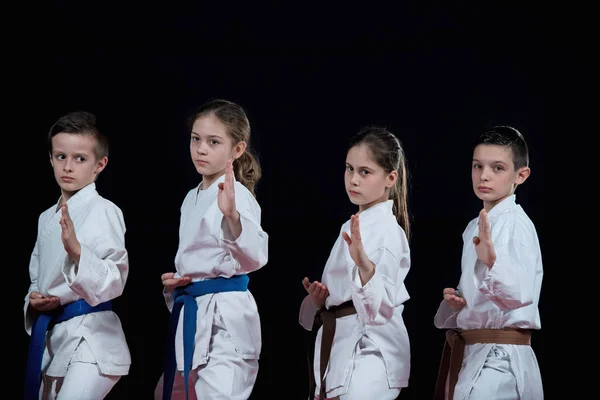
left=190, top=114, right=246, bottom=188
left=50, top=133, right=107, bottom=201
left=345, top=144, right=397, bottom=212
left=472, top=144, right=530, bottom=211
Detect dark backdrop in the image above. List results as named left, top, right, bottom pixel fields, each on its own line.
left=7, top=2, right=593, bottom=399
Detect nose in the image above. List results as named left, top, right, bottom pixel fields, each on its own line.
left=350, top=171, right=360, bottom=186
left=63, top=158, right=74, bottom=172
left=480, top=166, right=491, bottom=182
left=197, top=141, right=208, bottom=155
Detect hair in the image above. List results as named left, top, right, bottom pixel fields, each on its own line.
left=475, top=125, right=529, bottom=170
left=348, top=126, right=410, bottom=239
left=47, top=111, right=109, bottom=160
left=189, top=99, right=262, bottom=197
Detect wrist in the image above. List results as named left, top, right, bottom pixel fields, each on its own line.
left=69, top=243, right=82, bottom=263
left=225, top=211, right=240, bottom=224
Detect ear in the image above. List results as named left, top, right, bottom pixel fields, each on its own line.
left=49, top=152, right=53, bottom=167
left=232, top=141, right=247, bottom=160
left=386, top=170, right=398, bottom=189
left=95, top=156, right=108, bottom=174
left=514, top=166, right=530, bottom=185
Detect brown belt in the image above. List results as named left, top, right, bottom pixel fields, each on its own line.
left=307, top=300, right=357, bottom=400
left=433, top=328, right=532, bottom=400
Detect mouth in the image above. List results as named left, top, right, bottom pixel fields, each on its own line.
left=348, top=190, right=360, bottom=196
left=195, top=160, right=208, bottom=165
left=61, top=176, right=74, bottom=182
left=478, top=186, right=492, bottom=192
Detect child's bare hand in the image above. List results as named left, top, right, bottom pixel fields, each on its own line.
left=473, top=209, right=496, bottom=268
left=29, top=291, right=61, bottom=312
left=161, top=272, right=191, bottom=290
left=60, top=203, right=81, bottom=260
left=443, top=288, right=466, bottom=312
left=302, top=277, right=329, bottom=309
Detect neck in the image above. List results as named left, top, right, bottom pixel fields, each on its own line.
left=201, top=170, right=226, bottom=190
left=358, top=197, right=387, bottom=213
left=483, top=193, right=512, bottom=212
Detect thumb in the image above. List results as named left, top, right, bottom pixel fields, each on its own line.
left=342, top=231, right=351, bottom=245
left=472, top=236, right=480, bottom=245
left=302, top=277, right=310, bottom=290
left=161, top=272, right=174, bottom=281
left=218, top=183, right=224, bottom=190
left=30, top=292, right=43, bottom=299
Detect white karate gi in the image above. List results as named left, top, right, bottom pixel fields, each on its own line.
left=23, top=182, right=131, bottom=399
left=156, top=174, right=268, bottom=400
left=299, top=200, right=410, bottom=399
left=434, top=195, right=544, bottom=399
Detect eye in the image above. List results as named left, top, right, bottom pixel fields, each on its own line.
left=191, top=136, right=199, bottom=142
left=76, top=156, right=86, bottom=162
left=360, top=169, right=370, bottom=175
left=493, top=165, right=505, bottom=171
left=472, top=164, right=481, bottom=169
left=346, top=165, right=353, bottom=172
left=209, top=139, right=219, bottom=145
left=56, top=154, right=65, bottom=160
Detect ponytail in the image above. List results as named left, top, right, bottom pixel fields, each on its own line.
left=391, top=158, right=410, bottom=240
left=233, top=149, right=262, bottom=197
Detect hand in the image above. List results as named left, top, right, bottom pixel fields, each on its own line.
left=59, top=203, right=81, bottom=262
left=473, top=209, right=496, bottom=268
left=342, top=214, right=374, bottom=284
left=161, top=272, right=191, bottom=290
left=218, top=159, right=237, bottom=219
left=29, top=291, right=61, bottom=312
left=443, top=288, right=466, bottom=312
left=302, top=277, right=329, bottom=309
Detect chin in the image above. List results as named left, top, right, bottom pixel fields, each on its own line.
left=347, top=197, right=362, bottom=206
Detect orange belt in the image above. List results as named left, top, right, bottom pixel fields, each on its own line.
left=433, top=328, right=532, bottom=400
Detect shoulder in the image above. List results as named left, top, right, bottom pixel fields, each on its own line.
left=491, top=205, right=538, bottom=246
left=234, top=182, right=260, bottom=209
left=90, top=196, right=125, bottom=221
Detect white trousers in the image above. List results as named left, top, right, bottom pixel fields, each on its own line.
left=155, top=310, right=258, bottom=400
left=468, top=346, right=519, bottom=400
left=315, top=336, right=401, bottom=400
left=41, top=340, right=120, bottom=400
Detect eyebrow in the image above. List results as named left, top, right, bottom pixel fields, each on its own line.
left=472, top=158, right=508, bottom=165
left=346, top=162, right=375, bottom=170
left=191, top=132, right=224, bottom=139
left=52, top=149, right=91, bottom=156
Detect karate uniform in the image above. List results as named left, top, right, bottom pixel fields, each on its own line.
left=434, top=195, right=544, bottom=399
left=156, top=174, right=268, bottom=400
left=24, top=182, right=131, bottom=399
left=299, top=200, right=411, bottom=399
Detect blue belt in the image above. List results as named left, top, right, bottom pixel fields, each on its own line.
left=162, top=274, right=249, bottom=400
left=24, top=299, right=112, bottom=400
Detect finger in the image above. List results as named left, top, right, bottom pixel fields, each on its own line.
left=302, top=277, right=310, bottom=290
left=313, top=286, right=323, bottom=298
left=62, top=203, right=71, bottom=221
left=342, top=231, right=351, bottom=245
left=161, top=272, right=175, bottom=281
left=481, top=211, right=492, bottom=238
left=30, top=292, right=43, bottom=299
left=353, top=215, right=362, bottom=241
left=228, top=160, right=234, bottom=181
left=163, top=279, right=180, bottom=288
left=473, top=236, right=480, bottom=245
left=218, top=182, right=224, bottom=191
left=307, top=281, right=319, bottom=294
left=442, top=288, right=456, bottom=295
